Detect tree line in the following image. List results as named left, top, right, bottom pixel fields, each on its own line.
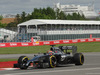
left=0, top=7, right=99, bottom=28
left=14, top=7, right=86, bottom=25
left=0, top=15, right=7, bottom=28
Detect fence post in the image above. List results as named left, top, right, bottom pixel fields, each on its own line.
left=31, top=37, right=34, bottom=42
left=90, top=34, right=92, bottom=39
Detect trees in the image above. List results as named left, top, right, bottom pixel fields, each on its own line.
left=15, top=14, right=21, bottom=24
left=0, top=16, right=7, bottom=28
left=30, top=7, right=56, bottom=19
left=0, top=7, right=87, bottom=27
left=14, top=7, right=86, bottom=25
left=0, top=15, right=3, bottom=20
left=20, top=11, right=27, bottom=22
left=0, top=22, right=7, bottom=28
left=46, top=7, right=56, bottom=19
left=58, top=11, right=67, bottom=19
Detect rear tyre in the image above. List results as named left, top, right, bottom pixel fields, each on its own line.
left=74, top=53, right=84, bottom=65
left=49, top=55, right=57, bottom=68
left=18, top=56, right=29, bottom=69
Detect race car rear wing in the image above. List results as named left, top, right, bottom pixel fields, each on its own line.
left=59, top=46, right=77, bottom=55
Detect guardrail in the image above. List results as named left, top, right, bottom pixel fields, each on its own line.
left=0, top=38, right=100, bottom=48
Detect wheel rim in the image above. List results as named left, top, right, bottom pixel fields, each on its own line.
left=80, top=54, right=84, bottom=64
left=50, top=56, right=56, bottom=68
left=22, top=57, right=28, bottom=63
left=19, top=57, right=29, bottom=69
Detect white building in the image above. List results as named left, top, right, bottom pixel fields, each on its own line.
left=0, top=28, right=17, bottom=42
left=54, top=3, right=98, bottom=19
left=17, top=19, right=100, bottom=41
left=2, top=14, right=16, bottom=18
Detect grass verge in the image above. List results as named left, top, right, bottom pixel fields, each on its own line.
left=0, top=42, right=100, bottom=54
left=0, top=42, right=100, bottom=62
left=0, top=59, right=17, bottom=62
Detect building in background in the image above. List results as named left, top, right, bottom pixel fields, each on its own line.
left=17, top=19, right=100, bottom=41
left=54, top=3, right=98, bottom=19
left=0, top=28, right=17, bottom=42
left=1, top=19, right=100, bottom=42
left=2, top=14, right=16, bottom=18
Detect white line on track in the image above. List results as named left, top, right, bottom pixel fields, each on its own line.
left=85, top=63, right=100, bottom=66
left=0, top=68, right=18, bottom=71
left=4, top=67, right=100, bottom=75
left=86, top=73, right=100, bottom=75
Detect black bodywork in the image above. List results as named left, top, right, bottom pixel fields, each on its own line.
left=14, top=45, right=84, bottom=69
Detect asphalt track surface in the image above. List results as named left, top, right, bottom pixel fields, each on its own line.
left=0, top=52, right=100, bottom=75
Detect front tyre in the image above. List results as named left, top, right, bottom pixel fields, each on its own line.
left=18, top=56, right=29, bottom=69
left=49, top=55, right=57, bottom=68
left=74, top=53, right=84, bottom=65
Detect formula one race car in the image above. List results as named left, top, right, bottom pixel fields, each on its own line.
left=14, top=45, right=84, bottom=69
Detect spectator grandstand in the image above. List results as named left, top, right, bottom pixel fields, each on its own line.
left=1, top=19, right=100, bottom=42
left=17, top=19, right=100, bottom=41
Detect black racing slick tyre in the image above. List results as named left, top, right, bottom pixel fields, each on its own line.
left=74, top=53, right=84, bottom=65
left=18, top=56, right=29, bottom=69
left=49, top=55, right=57, bottom=68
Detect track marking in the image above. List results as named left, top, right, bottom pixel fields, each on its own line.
left=86, top=73, right=100, bottom=75
left=0, top=68, right=18, bottom=71
left=4, top=67, right=100, bottom=75
left=85, top=63, right=100, bottom=66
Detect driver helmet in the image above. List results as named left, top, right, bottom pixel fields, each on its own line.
left=50, top=47, right=54, bottom=51
left=47, top=50, right=53, bottom=53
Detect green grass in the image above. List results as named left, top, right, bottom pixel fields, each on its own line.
left=0, top=59, right=17, bottom=62
left=0, top=42, right=100, bottom=62
left=0, top=42, right=100, bottom=54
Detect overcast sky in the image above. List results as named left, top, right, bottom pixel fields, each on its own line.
left=0, top=0, right=100, bottom=14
